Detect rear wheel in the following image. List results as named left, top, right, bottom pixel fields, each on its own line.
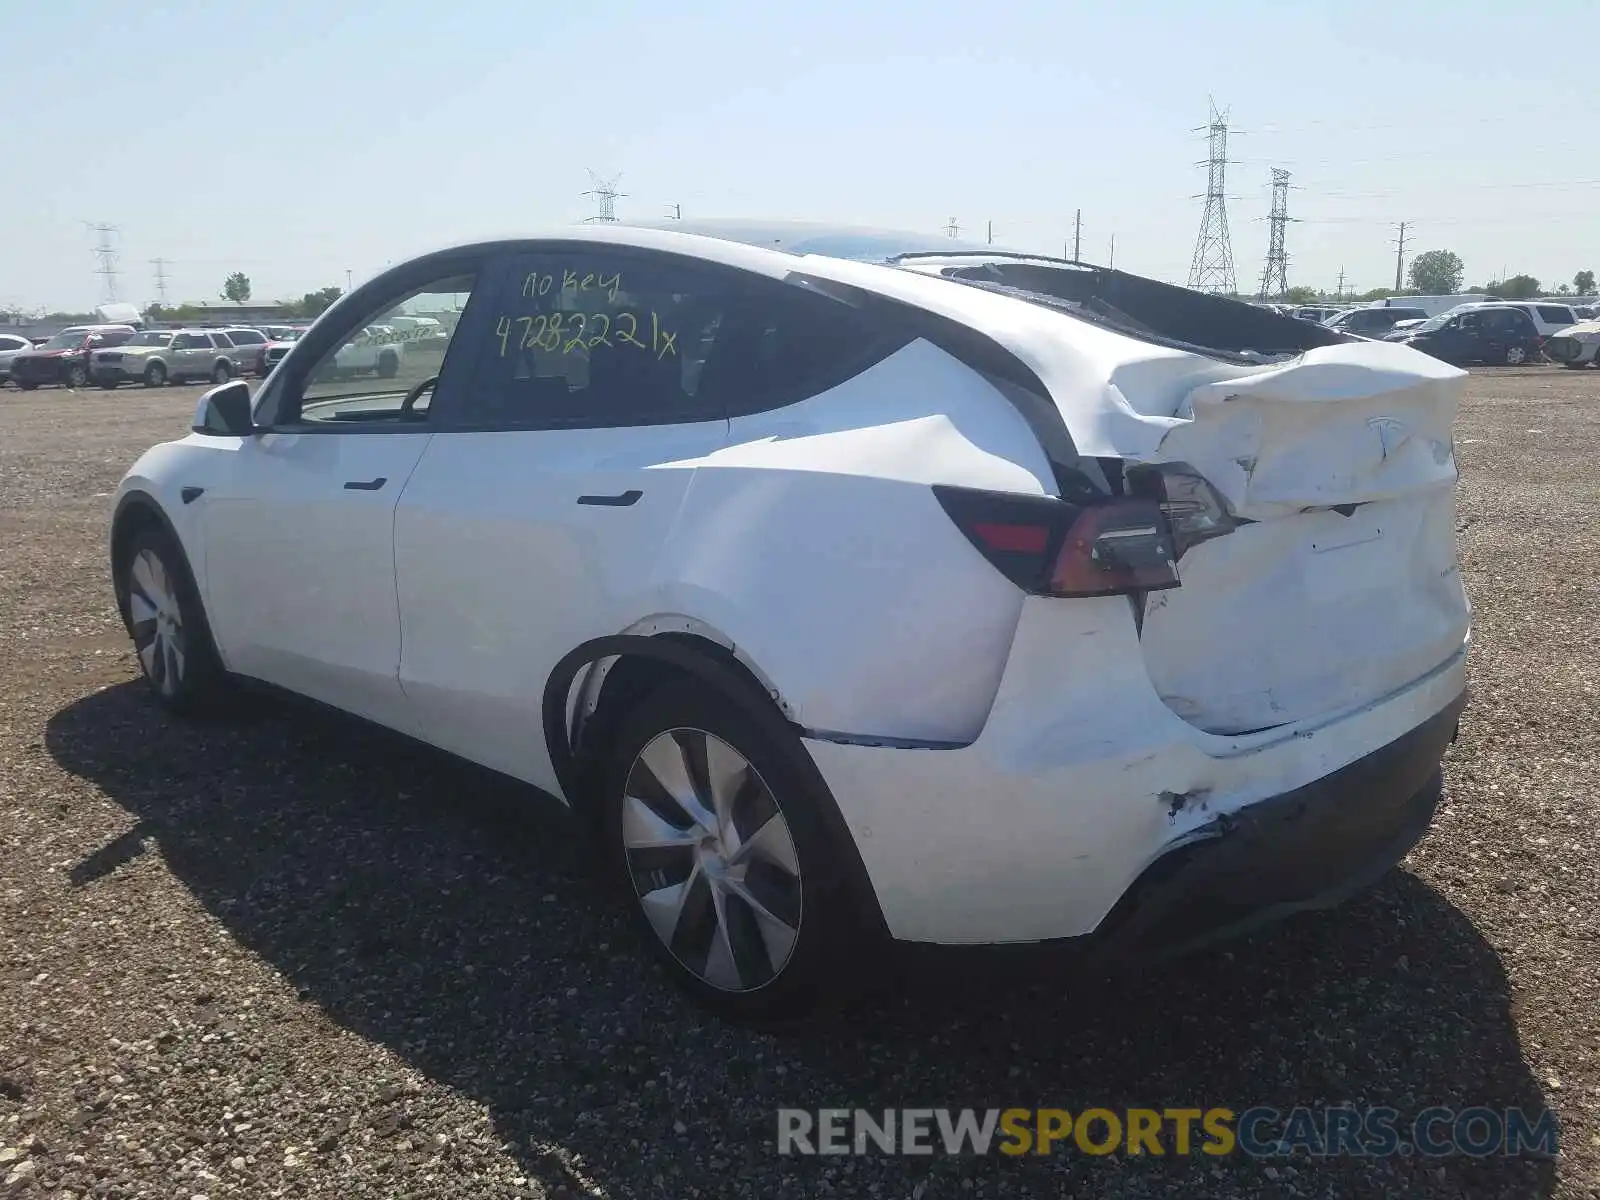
left=210, top=360, right=232, bottom=385
left=65, top=363, right=88, bottom=388
left=377, top=351, right=399, bottom=379
left=98, top=377, right=118, bottom=390
left=15, top=380, right=36, bottom=391
left=1504, top=344, right=1528, bottom=366
left=601, top=679, right=861, bottom=1021
left=144, top=362, right=167, bottom=388
left=117, top=526, right=227, bottom=713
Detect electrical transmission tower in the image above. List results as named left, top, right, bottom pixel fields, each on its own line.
left=583, top=171, right=626, bottom=222
left=85, top=222, right=122, bottom=302
left=1187, top=102, right=1237, bottom=294
left=150, top=258, right=170, bottom=305
left=946, top=217, right=960, bottom=238
left=1257, top=168, right=1292, bottom=300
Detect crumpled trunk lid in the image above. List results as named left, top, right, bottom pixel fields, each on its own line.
left=1125, top=344, right=1470, bottom=733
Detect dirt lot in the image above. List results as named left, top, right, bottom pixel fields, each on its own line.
left=1, top=370, right=1597, bottom=1199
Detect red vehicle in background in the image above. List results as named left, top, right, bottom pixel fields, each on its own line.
left=8, top=325, right=138, bottom=390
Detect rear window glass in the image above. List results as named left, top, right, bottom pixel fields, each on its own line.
left=1536, top=306, right=1574, bottom=323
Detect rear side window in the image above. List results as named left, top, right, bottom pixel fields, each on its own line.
left=175, top=333, right=207, bottom=349
left=227, top=329, right=266, bottom=345
left=1536, top=306, right=1574, bottom=323
left=209, top=333, right=234, bottom=348
left=456, top=249, right=905, bottom=428
left=100, top=330, right=134, bottom=347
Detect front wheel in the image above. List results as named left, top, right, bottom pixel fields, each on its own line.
left=1504, top=345, right=1528, bottom=365
left=65, top=363, right=89, bottom=388
left=97, top=377, right=118, bottom=390
left=210, top=360, right=232, bottom=385
left=602, top=679, right=865, bottom=1022
left=117, top=526, right=227, bottom=713
left=15, top=380, right=37, bottom=391
left=377, top=352, right=399, bottom=379
left=144, top=362, right=168, bottom=388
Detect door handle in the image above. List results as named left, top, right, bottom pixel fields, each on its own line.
left=577, top=489, right=642, bottom=507
left=343, top=477, right=388, bottom=491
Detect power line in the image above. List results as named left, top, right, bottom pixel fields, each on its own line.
left=85, top=222, right=121, bottom=303
left=1187, top=100, right=1237, bottom=294
left=583, top=171, right=626, bottom=222
left=1257, top=168, right=1292, bottom=300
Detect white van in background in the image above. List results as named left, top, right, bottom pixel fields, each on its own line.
left=1374, top=294, right=1492, bottom=318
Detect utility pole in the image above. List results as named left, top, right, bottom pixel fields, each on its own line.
left=85, top=222, right=122, bottom=303
left=1072, top=209, right=1082, bottom=261
left=666, top=203, right=682, bottom=220
left=946, top=217, right=960, bottom=239
left=1336, top=266, right=1346, bottom=301
left=150, top=258, right=170, bottom=306
left=1187, top=100, right=1237, bottom=294
left=986, top=220, right=993, bottom=245
left=583, top=170, right=626, bottom=222
left=1109, top=234, right=1116, bottom=270
left=1256, top=168, right=1291, bottom=301
left=1392, top=221, right=1410, bottom=292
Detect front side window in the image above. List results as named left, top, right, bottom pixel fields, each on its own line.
left=40, top=330, right=87, bottom=351
left=292, top=272, right=477, bottom=424
left=458, top=249, right=901, bottom=428
left=1536, top=306, right=1573, bottom=324
left=175, top=333, right=208, bottom=349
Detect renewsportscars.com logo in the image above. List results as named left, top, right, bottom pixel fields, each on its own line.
left=776, top=1107, right=1559, bottom=1159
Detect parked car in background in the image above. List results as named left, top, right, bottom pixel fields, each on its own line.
left=9, top=324, right=138, bottom=389
left=91, top=329, right=240, bottom=388
left=1323, top=306, right=1428, bottom=339
left=108, top=222, right=1469, bottom=1018
left=1541, top=319, right=1600, bottom=369
left=0, top=333, right=33, bottom=384
left=1389, top=305, right=1543, bottom=365
left=1292, top=306, right=1341, bottom=323
left=259, top=327, right=307, bottom=375
left=1372, top=294, right=1492, bottom=318
left=220, top=328, right=270, bottom=375
left=1389, top=318, right=1428, bottom=334
left=1446, top=301, right=1577, bottom=337
left=1570, top=305, right=1594, bottom=320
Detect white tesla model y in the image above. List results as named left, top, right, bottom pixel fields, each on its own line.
left=110, top=221, right=1470, bottom=1019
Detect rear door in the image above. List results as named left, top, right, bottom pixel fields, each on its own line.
left=394, top=244, right=750, bottom=792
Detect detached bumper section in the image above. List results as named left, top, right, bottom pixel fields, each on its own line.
left=1092, top=690, right=1465, bottom=962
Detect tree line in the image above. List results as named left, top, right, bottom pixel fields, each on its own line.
left=1276, top=252, right=1595, bottom=306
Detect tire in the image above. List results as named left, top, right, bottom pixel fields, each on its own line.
left=117, top=525, right=227, bottom=714
left=98, top=377, right=118, bottom=390
left=144, top=362, right=167, bottom=388
left=65, top=363, right=89, bottom=388
left=16, top=380, right=36, bottom=391
left=600, top=678, right=866, bottom=1022
left=377, top=351, right=399, bottom=379
left=210, top=360, right=232, bottom=385
left=1504, top=345, right=1527, bottom=366
left=1562, top=360, right=1587, bottom=370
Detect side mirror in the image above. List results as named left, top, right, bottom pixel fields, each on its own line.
left=192, top=379, right=256, bottom=437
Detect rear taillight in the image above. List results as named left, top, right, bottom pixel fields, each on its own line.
left=934, top=463, right=1237, bottom=598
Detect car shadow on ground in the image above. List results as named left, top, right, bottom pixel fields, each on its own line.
left=46, top=682, right=1554, bottom=1198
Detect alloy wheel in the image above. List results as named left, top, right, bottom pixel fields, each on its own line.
left=1506, top=345, right=1527, bottom=365
left=620, top=728, right=802, bottom=992
left=127, top=548, right=186, bottom=696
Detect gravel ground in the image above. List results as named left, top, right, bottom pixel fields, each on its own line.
left=0, top=371, right=1596, bottom=1199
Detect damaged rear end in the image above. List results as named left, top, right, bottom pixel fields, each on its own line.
left=889, top=258, right=1472, bottom=737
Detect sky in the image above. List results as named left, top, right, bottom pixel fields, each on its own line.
left=3, top=0, right=1596, bottom=311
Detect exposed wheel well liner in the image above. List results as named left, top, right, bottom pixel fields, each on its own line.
left=110, top=491, right=183, bottom=614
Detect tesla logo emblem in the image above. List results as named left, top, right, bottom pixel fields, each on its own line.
left=1368, top=417, right=1409, bottom=461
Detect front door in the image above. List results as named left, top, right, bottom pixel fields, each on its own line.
left=201, top=264, right=485, bottom=732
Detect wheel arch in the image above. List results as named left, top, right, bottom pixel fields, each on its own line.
left=541, top=626, right=891, bottom=943
left=110, top=490, right=198, bottom=619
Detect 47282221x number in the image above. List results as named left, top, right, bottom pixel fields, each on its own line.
left=494, top=311, right=678, bottom=360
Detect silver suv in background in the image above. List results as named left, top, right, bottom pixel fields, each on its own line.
left=92, top=329, right=240, bottom=389
left=219, top=328, right=271, bottom=375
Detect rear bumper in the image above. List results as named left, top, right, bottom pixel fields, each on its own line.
left=804, top=603, right=1469, bottom=947
left=1089, top=694, right=1461, bottom=962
